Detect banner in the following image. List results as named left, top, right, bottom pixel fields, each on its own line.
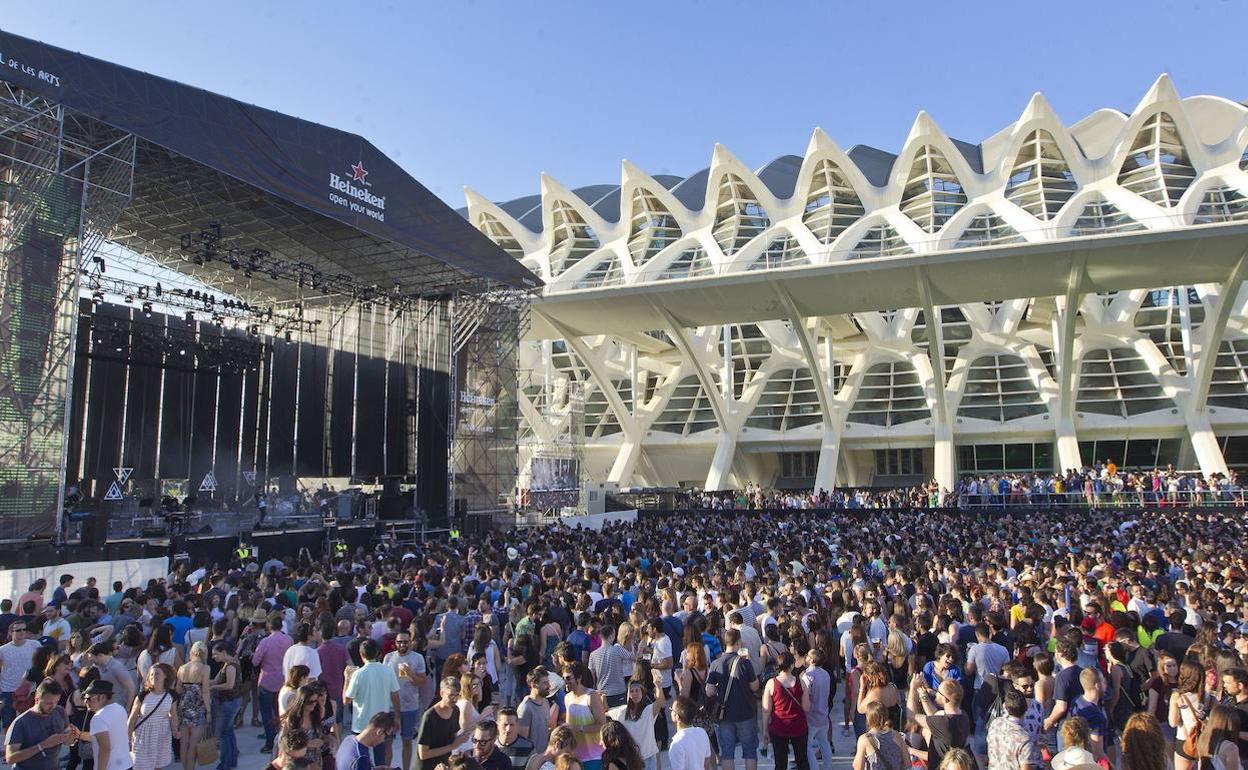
left=0, top=556, right=167, bottom=604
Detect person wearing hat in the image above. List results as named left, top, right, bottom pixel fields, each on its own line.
left=84, top=680, right=133, bottom=770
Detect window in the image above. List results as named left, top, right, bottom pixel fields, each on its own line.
left=627, top=188, right=682, bottom=266
left=846, top=225, right=912, bottom=260
left=549, top=200, right=601, bottom=275
left=476, top=212, right=526, bottom=260
left=802, top=159, right=864, bottom=245
left=1118, top=112, right=1196, bottom=208
left=875, top=448, right=925, bottom=476
left=1077, top=438, right=1181, bottom=470
left=954, top=214, right=1024, bottom=249
left=1070, top=199, right=1145, bottom=236
left=956, top=443, right=1053, bottom=473
left=780, top=451, right=819, bottom=479
left=745, top=368, right=821, bottom=431
left=849, top=361, right=929, bottom=426
left=900, top=145, right=966, bottom=233
left=1076, top=348, right=1175, bottom=417
left=747, top=235, right=809, bottom=271
left=957, top=354, right=1046, bottom=421
left=712, top=174, right=769, bottom=256
left=1005, top=130, right=1077, bottom=220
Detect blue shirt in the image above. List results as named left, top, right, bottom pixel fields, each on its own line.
left=921, top=661, right=963, bottom=689
left=164, top=615, right=193, bottom=646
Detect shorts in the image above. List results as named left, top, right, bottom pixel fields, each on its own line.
left=399, top=710, right=419, bottom=741
left=717, top=717, right=760, bottom=760
left=1176, top=739, right=1195, bottom=761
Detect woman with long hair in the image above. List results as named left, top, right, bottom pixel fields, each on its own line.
left=855, top=661, right=900, bottom=736
left=43, top=654, right=73, bottom=708
left=175, top=640, right=212, bottom=770
left=1120, top=713, right=1167, bottom=770
left=675, top=642, right=717, bottom=761
left=599, top=720, right=643, bottom=770
left=278, top=665, right=310, bottom=719
left=281, top=684, right=337, bottom=769
left=454, top=672, right=485, bottom=755
left=606, top=667, right=664, bottom=770
left=139, top=624, right=182, bottom=683
left=129, top=662, right=178, bottom=770
left=762, top=651, right=810, bottom=770
left=1193, top=705, right=1241, bottom=770
left=209, top=640, right=243, bottom=770
left=1170, top=659, right=1214, bottom=770
left=1148, top=651, right=1179, bottom=748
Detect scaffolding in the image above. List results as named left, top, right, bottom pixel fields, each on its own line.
left=0, top=81, right=135, bottom=540
left=449, top=289, right=531, bottom=523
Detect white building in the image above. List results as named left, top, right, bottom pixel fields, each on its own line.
left=464, top=75, right=1248, bottom=493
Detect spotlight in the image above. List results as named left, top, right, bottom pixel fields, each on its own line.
left=284, top=331, right=292, bottom=343
left=90, top=291, right=103, bottom=307
left=142, top=302, right=152, bottom=318
left=92, top=256, right=105, bottom=273
left=185, top=311, right=194, bottom=324
left=155, top=283, right=163, bottom=297
left=123, top=295, right=133, bottom=304
left=179, top=348, right=187, bottom=356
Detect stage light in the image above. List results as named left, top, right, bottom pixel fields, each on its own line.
left=90, top=291, right=103, bottom=307
left=124, top=295, right=133, bottom=304
left=284, top=331, right=292, bottom=343
left=92, top=256, right=106, bottom=273
left=185, top=311, right=194, bottom=324
left=179, top=348, right=187, bottom=356
left=142, top=302, right=152, bottom=318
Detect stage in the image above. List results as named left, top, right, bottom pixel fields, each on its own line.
left=0, top=30, right=537, bottom=563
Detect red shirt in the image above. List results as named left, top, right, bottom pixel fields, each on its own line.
left=768, top=678, right=807, bottom=737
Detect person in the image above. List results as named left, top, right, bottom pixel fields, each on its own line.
left=128, top=663, right=177, bottom=770
left=855, top=662, right=899, bottom=737
left=1221, top=667, right=1248, bottom=760
left=599, top=720, right=644, bottom=770
left=850, top=702, right=904, bottom=770
left=318, top=619, right=350, bottom=728
left=254, top=613, right=293, bottom=753
left=1171, top=659, right=1214, bottom=770
left=562, top=661, right=606, bottom=770
left=417, top=677, right=468, bottom=770
left=208, top=641, right=242, bottom=770
left=84, top=680, right=132, bottom=770
left=669, top=697, right=713, bottom=770
left=496, top=707, right=536, bottom=770
left=907, top=677, right=969, bottom=770
left=525, top=725, right=575, bottom=770
left=1048, top=717, right=1096, bottom=770
left=335, top=711, right=395, bottom=770
left=801, top=647, right=833, bottom=770
left=1192, top=705, right=1240, bottom=770
left=280, top=666, right=312, bottom=721
left=1146, top=651, right=1178, bottom=747
left=137, top=626, right=181, bottom=686
left=344, top=638, right=400, bottom=765
left=936, top=747, right=975, bottom=770
left=1041, top=640, right=1081, bottom=742
left=384, top=631, right=427, bottom=770
left=705, top=631, right=757, bottom=770
left=675, top=643, right=717, bottom=761
left=517, top=667, right=555, bottom=754
left=588, top=624, right=630, bottom=710
left=964, top=623, right=1010, bottom=702
left=88, top=641, right=135, bottom=712
left=175, top=640, right=211, bottom=770
left=282, top=623, right=322, bottom=682
left=472, top=719, right=512, bottom=770
left=1, top=619, right=39, bottom=732
left=1120, top=712, right=1167, bottom=770
left=608, top=668, right=665, bottom=770
left=4, top=678, right=72, bottom=770
left=282, top=685, right=338, bottom=770
left=985, top=690, right=1041, bottom=770
left=1069, top=668, right=1110, bottom=763
left=761, top=651, right=809, bottom=770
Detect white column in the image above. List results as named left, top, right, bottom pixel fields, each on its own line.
left=1054, top=417, right=1082, bottom=472
left=933, top=423, right=956, bottom=493
left=1187, top=411, right=1229, bottom=477
left=705, top=430, right=737, bottom=491
left=813, top=426, right=840, bottom=492
left=608, top=438, right=643, bottom=485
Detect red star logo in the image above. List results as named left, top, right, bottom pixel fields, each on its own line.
left=351, top=161, right=368, bottom=182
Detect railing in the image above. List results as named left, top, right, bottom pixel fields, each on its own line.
left=952, top=488, right=1246, bottom=509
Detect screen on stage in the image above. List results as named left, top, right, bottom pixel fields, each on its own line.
left=0, top=173, right=83, bottom=539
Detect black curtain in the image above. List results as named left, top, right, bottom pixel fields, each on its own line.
left=329, top=349, right=354, bottom=476
left=355, top=355, right=385, bottom=478
left=267, top=341, right=298, bottom=477
left=384, top=362, right=407, bottom=476
left=416, top=367, right=449, bottom=524
left=296, top=341, right=327, bottom=478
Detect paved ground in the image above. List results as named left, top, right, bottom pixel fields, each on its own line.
left=216, top=691, right=863, bottom=770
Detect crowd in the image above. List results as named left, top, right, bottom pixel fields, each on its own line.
left=680, top=464, right=1244, bottom=511
left=3, top=503, right=1248, bottom=770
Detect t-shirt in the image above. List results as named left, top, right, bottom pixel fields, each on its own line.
left=1053, top=664, right=1083, bottom=705
left=282, top=643, right=323, bottom=681
left=344, top=661, right=400, bottom=733
left=967, top=642, right=1011, bottom=689
left=608, top=703, right=660, bottom=759
left=384, top=650, right=426, bottom=712
left=517, top=696, right=551, bottom=753
left=496, top=736, right=535, bottom=770
left=88, top=702, right=133, bottom=770
left=707, top=652, right=756, bottom=723
left=164, top=615, right=193, bottom=646
left=6, top=705, right=69, bottom=770
left=926, top=712, right=970, bottom=770
left=1072, top=697, right=1112, bottom=746
left=668, top=726, right=712, bottom=770
left=336, top=735, right=374, bottom=770
left=478, top=747, right=511, bottom=770
left=415, top=706, right=460, bottom=770
left=0, top=642, right=38, bottom=692
left=650, top=636, right=674, bottom=689
left=801, top=665, right=831, bottom=729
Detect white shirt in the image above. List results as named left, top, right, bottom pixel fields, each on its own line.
left=650, top=635, right=674, bottom=689
left=0, top=641, right=37, bottom=692
left=282, top=642, right=322, bottom=680
left=668, top=726, right=712, bottom=770
left=89, top=702, right=133, bottom=770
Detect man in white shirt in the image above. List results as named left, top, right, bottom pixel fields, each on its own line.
left=0, top=620, right=38, bottom=732
left=40, top=606, right=71, bottom=651
left=647, top=619, right=673, bottom=692
left=84, top=681, right=132, bottom=770
left=668, top=697, right=712, bottom=770
left=282, top=622, right=323, bottom=681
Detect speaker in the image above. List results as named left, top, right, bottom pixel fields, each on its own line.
left=80, top=511, right=109, bottom=548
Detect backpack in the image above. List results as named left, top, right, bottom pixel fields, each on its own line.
left=12, top=677, right=34, bottom=713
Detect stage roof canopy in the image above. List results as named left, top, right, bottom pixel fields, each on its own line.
left=0, top=29, right=541, bottom=300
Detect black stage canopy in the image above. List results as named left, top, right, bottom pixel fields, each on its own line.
left=0, top=29, right=541, bottom=299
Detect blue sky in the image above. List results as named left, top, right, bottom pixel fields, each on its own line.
left=5, top=1, right=1248, bottom=208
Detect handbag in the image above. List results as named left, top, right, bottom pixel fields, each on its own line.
left=130, top=693, right=169, bottom=740
left=1181, top=692, right=1206, bottom=758
left=196, top=736, right=220, bottom=767
left=713, top=655, right=741, bottom=722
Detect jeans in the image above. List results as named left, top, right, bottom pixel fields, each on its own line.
left=770, top=732, right=810, bottom=770
left=643, top=756, right=656, bottom=770
left=214, top=697, right=242, bottom=770
left=0, top=691, right=14, bottom=734
left=807, top=725, right=834, bottom=770
left=258, top=687, right=278, bottom=747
